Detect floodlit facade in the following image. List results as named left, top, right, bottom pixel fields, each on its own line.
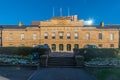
left=1, top=15, right=119, bottom=52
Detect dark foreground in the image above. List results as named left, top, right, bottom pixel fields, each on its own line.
left=0, top=66, right=35, bottom=80
left=29, top=68, right=96, bottom=80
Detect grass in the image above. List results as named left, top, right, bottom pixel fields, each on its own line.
left=87, top=68, right=120, bottom=80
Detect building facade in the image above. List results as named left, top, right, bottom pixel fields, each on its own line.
left=1, top=15, right=119, bottom=52
left=0, top=27, right=2, bottom=47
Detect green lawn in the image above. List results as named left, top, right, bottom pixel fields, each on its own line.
left=87, top=68, right=120, bottom=80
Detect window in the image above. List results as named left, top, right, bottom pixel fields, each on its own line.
left=86, top=33, right=90, bottom=40
left=110, top=34, right=114, bottom=40
left=9, top=33, right=13, bottom=40
left=52, top=44, right=56, bottom=52
left=9, top=44, right=13, bottom=47
left=21, top=33, right=24, bottom=40
left=52, top=32, right=55, bottom=39
left=33, top=44, right=37, bottom=47
left=75, top=32, right=78, bottom=39
left=67, top=32, right=71, bottom=39
left=59, top=44, right=63, bottom=51
left=110, top=44, right=114, bottom=48
left=67, top=44, right=71, bottom=51
left=33, top=33, right=37, bottom=40
left=98, top=33, right=102, bottom=40
left=59, top=32, right=63, bottom=39
left=74, top=44, right=79, bottom=49
left=98, top=44, right=103, bottom=48
left=21, top=44, right=25, bottom=47
left=44, top=32, right=48, bottom=39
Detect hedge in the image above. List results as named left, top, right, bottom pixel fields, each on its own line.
left=0, top=47, right=50, bottom=56
left=74, top=48, right=119, bottom=61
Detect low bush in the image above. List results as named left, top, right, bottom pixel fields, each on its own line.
left=0, top=47, right=49, bottom=56
left=74, top=48, right=119, bottom=61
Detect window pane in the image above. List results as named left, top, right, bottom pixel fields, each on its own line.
left=98, top=33, right=102, bottom=40
left=21, top=33, right=24, bottom=40
left=59, top=44, right=63, bottom=51
left=52, top=32, right=55, bottom=39
left=67, top=44, right=71, bottom=51
left=33, top=33, right=37, bottom=40
left=110, top=34, right=114, bottom=40
left=9, top=33, right=13, bottom=40
left=59, top=33, right=63, bottom=39
left=110, top=44, right=114, bottom=48
left=74, top=44, right=79, bottom=49
left=44, top=32, right=48, bottom=39
left=86, top=33, right=90, bottom=40
left=98, top=44, right=102, bottom=48
left=52, top=44, right=56, bottom=52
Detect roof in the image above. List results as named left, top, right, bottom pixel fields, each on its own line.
left=0, top=25, right=39, bottom=29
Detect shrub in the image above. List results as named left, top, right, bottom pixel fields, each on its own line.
left=75, top=48, right=119, bottom=61
left=0, top=47, right=49, bottom=56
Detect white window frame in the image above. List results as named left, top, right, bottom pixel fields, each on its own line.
left=21, top=33, right=25, bottom=40
left=86, top=33, right=90, bottom=40
left=110, top=33, right=114, bottom=40
left=33, top=33, right=37, bottom=40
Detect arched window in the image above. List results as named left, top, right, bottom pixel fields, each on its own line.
left=59, top=44, right=63, bottom=51
left=67, top=44, right=71, bottom=51
left=51, top=44, right=56, bottom=52
left=74, top=44, right=79, bottom=49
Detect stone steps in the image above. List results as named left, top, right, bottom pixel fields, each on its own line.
left=47, top=57, right=76, bottom=67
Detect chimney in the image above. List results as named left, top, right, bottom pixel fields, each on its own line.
left=18, top=21, right=22, bottom=27
left=100, top=21, right=104, bottom=27
left=73, top=15, right=78, bottom=21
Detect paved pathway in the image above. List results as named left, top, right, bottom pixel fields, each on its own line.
left=28, top=68, right=96, bottom=80
left=0, top=66, right=34, bottom=80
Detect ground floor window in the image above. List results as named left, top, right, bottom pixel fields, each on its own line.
left=59, top=44, right=63, bottom=51
left=51, top=44, right=56, bottom=52
left=67, top=44, right=71, bottom=51
left=110, top=44, right=114, bottom=48
left=74, top=44, right=79, bottom=49
left=98, top=44, right=102, bottom=48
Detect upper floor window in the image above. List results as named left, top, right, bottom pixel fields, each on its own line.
left=86, top=33, right=90, bottom=40
left=59, top=32, right=63, bottom=39
left=52, top=32, right=55, bottom=39
left=9, top=33, right=13, bottom=40
left=67, top=32, right=71, bottom=39
left=21, top=33, right=24, bottom=40
left=110, top=33, right=114, bottom=40
left=98, top=33, right=102, bottom=40
left=75, top=32, right=78, bottom=39
left=44, top=32, right=48, bottom=39
left=33, top=33, right=37, bottom=40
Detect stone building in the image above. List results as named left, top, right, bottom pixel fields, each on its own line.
left=1, top=15, right=119, bottom=52
left=0, top=26, right=2, bottom=47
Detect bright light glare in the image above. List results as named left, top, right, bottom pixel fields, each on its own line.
left=87, top=20, right=93, bottom=25
left=84, top=19, right=94, bottom=25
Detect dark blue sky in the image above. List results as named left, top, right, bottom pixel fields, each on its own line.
left=0, top=0, right=120, bottom=25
